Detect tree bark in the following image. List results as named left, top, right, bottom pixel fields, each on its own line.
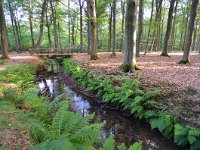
left=108, top=4, right=112, bottom=52
left=136, top=0, right=144, bottom=57
left=120, top=0, right=125, bottom=52
left=78, top=0, right=83, bottom=52
left=89, top=0, right=97, bottom=60
left=0, top=0, right=9, bottom=59
left=35, top=0, right=47, bottom=48
left=145, top=0, right=154, bottom=54
left=180, top=0, right=199, bottom=63
left=169, top=0, right=178, bottom=51
left=161, top=0, right=176, bottom=56
left=122, top=0, right=137, bottom=72
left=8, top=0, right=18, bottom=51
left=111, top=0, right=116, bottom=56
left=45, top=6, right=52, bottom=49
left=50, top=0, right=60, bottom=50
left=86, top=0, right=91, bottom=54
left=28, top=0, right=34, bottom=48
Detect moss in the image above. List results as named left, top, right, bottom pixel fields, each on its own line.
left=91, top=55, right=98, bottom=60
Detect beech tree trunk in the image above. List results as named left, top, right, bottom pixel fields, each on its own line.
left=145, top=0, right=154, bottom=54
left=87, top=0, right=90, bottom=54
left=78, top=0, right=83, bottom=52
left=108, top=4, right=112, bottom=52
left=35, top=0, right=47, bottom=48
left=162, top=0, right=176, bottom=56
left=111, top=0, right=116, bottom=56
left=136, top=0, right=144, bottom=57
left=0, top=0, right=9, bottom=59
left=89, top=0, right=97, bottom=60
left=50, top=0, right=60, bottom=50
left=169, top=0, right=178, bottom=51
left=120, top=0, right=125, bottom=52
left=8, top=0, right=18, bottom=51
left=28, top=1, right=34, bottom=48
left=122, top=0, right=137, bottom=72
left=180, top=0, right=199, bottom=63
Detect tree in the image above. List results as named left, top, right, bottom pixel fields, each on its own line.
left=111, top=0, right=116, bottom=57
left=0, top=0, right=9, bottom=59
left=35, top=0, right=47, bottom=49
left=180, top=0, right=199, bottom=64
left=121, top=0, right=137, bottom=72
left=120, top=0, right=125, bottom=52
left=161, top=0, right=176, bottom=56
left=89, top=0, right=98, bottom=60
left=136, top=0, right=144, bottom=57
left=78, top=0, right=84, bottom=52
left=50, top=0, right=61, bottom=49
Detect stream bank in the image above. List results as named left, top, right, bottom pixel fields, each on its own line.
left=37, top=59, right=183, bottom=150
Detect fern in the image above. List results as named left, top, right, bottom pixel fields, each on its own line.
left=128, top=141, right=142, bottom=150
left=30, top=121, right=48, bottom=142
left=100, top=136, right=114, bottom=150
left=33, top=135, right=74, bottom=150
left=150, top=112, right=175, bottom=138
left=174, top=124, right=189, bottom=146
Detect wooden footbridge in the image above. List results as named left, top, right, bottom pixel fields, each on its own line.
left=29, top=48, right=73, bottom=58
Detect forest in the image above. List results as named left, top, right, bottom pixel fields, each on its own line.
left=0, top=0, right=200, bottom=149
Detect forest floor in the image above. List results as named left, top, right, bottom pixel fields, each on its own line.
left=0, top=52, right=43, bottom=72
left=73, top=51, right=200, bottom=127
left=0, top=52, right=44, bottom=149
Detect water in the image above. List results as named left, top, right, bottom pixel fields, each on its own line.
left=37, top=65, right=185, bottom=150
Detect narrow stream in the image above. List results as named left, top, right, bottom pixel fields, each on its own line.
left=37, top=61, right=185, bottom=150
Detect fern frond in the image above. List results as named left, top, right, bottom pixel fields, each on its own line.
left=100, top=136, right=114, bottom=150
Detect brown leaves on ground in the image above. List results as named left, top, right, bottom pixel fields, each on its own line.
left=73, top=52, right=200, bottom=127
left=0, top=130, right=30, bottom=150
left=0, top=52, right=44, bottom=72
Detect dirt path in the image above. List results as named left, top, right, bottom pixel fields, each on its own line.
left=0, top=52, right=43, bottom=72
left=73, top=52, right=200, bottom=127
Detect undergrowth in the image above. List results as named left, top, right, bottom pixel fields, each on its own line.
left=0, top=64, right=36, bottom=89
left=0, top=63, right=142, bottom=150
left=63, top=58, right=200, bottom=150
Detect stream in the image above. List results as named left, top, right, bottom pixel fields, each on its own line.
left=37, top=60, right=185, bottom=150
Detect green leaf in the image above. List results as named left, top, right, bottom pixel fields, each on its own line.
left=128, top=141, right=142, bottom=150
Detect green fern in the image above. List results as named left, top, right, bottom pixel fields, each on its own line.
left=128, top=141, right=142, bottom=150
left=174, top=124, right=189, bottom=146
left=100, top=136, right=114, bottom=150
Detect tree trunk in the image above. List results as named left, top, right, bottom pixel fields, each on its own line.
left=180, top=0, right=199, bottom=63
left=35, top=0, right=47, bottom=48
left=0, top=0, right=9, bottom=59
left=50, top=0, right=60, bottom=50
left=79, top=0, right=83, bottom=52
left=8, top=0, right=18, bottom=51
left=111, top=0, right=116, bottom=57
left=120, top=0, right=125, bottom=52
left=191, top=21, right=197, bottom=51
left=161, top=0, right=176, bottom=56
left=122, top=0, right=137, bottom=72
left=169, top=0, right=178, bottom=51
left=89, top=0, right=97, bottom=60
left=136, top=0, right=144, bottom=57
left=108, top=4, right=112, bottom=52
left=28, top=1, right=34, bottom=48
left=46, top=7, right=52, bottom=49
left=151, top=0, right=163, bottom=52
left=87, top=0, right=90, bottom=54
left=145, top=0, right=154, bottom=54
left=68, top=0, right=71, bottom=50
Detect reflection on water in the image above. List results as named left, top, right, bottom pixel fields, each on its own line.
left=37, top=74, right=183, bottom=150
